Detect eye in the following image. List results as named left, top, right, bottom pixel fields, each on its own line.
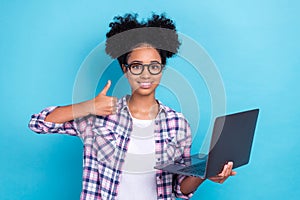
left=150, top=64, right=161, bottom=70
left=130, top=63, right=143, bottom=70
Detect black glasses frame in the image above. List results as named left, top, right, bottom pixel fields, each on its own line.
left=124, top=63, right=164, bottom=75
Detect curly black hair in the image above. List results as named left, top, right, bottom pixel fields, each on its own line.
left=105, top=13, right=181, bottom=67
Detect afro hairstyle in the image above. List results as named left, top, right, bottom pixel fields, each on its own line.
left=105, top=13, right=181, bottom=66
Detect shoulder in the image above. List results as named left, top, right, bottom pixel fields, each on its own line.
left=158, top=102, right=192, bottom=141
left=158, top=101, right=190, bottom=126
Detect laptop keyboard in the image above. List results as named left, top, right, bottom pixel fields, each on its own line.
left=178, top=162, right=206, bottom=176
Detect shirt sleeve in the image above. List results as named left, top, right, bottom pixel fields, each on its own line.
left=173, top=117, right=194, bottom=199
left=28, top=106, right=90, bottom=139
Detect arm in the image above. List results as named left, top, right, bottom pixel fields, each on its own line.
left=45, top=80, right=117, bottom=123
left=175, top=117, right=237, bottom=197
left=28, top=80, right=117, bottom=135
left=44, top=101, right=91, bottom=124
left=180, top=177, right=205, bottom=195
left=173, top=118, right=197, bottom=199
left=180, top=162, right=237, bottom=195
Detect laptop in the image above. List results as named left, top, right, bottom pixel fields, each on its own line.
left=154, top=108, right=259, bottom=178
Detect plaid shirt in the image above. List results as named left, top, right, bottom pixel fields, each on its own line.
left=29, top=95, right=193, bottom=200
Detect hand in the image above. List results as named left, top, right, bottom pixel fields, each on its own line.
left=89, top=80, right=118, bottom=116
left=209, top=162, right=237, bottom=184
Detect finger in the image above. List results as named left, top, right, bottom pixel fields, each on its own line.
left=110, top=97, right=118, bottom=106
left=104, top=102, right=118, bottom=115
left=223, top=165, right=230, bottom=177
left=112, top=104, right=118, bottom=112
left=103, top=109, right=116, bottom=115
left=218, top=164, right=227, bottom=177
left=106, top=107, right=117, bottom=115
left=226, top=162, right=233, bottom=176
left=103, top=111, right=113, bottom=116
left=220, top=162, right=230, bottom=177
left=219, top=179, right=226, bottom=184
left=111, top=107, right=117, bottom=115
left=108, top=104, right=117, bottom=112
left=210, top=176, right=225, bottom=184
left=112, top=97, right=118, bottom=104
left=222, top=163, right=231, bottom=177
left=100, top=80, right=111, bottom=95
left=210, top=176, right=223, bottom=182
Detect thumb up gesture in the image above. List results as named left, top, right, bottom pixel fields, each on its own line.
left=90, top=80, right=118, bottom=116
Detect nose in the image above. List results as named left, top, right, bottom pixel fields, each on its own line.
left=140, top=66, right=151, bottom=79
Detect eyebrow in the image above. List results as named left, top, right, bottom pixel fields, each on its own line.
left=128, top=60, right=161, bottom=64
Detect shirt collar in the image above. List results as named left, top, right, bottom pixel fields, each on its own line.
left=118, top=95, right=168, bottom=115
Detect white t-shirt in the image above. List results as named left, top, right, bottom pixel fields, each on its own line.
left=117, top=117, right=157, bottom=200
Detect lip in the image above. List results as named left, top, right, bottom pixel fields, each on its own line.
left=138, top=82, right=152, bottom=89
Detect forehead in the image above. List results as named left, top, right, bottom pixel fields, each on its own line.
left=127, top=45, right=161, bottom=63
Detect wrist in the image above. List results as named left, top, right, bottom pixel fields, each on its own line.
left=187, top=176, right=205, bottom=185
left=180, top=176, right=205, bottom=195
left=73, top=100, right=93, bottom=117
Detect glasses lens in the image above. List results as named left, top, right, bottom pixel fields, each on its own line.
left=129, top=63, right=143, bottom=75
left=127, top=63, right=163, bottom=75
left=149, top=63, right=162, bottom=74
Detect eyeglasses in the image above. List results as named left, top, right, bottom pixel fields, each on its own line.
left=124, top=62, right=164, bottom=75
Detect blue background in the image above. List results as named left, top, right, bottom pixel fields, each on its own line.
left=1, top=0, right=299, bottom=199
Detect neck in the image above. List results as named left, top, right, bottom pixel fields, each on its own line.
left=128, top=93, right=158, bottom=119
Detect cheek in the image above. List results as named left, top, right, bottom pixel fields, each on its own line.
left=154, top=74, right=163, bottom=83
left=125, top=71, right=135, bottom=81
left=126, top=72, right=134, bottom=81
left=126, top=74, right=137, bottom=86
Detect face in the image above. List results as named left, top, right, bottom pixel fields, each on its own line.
left=122, top=45, right=163, bottom=97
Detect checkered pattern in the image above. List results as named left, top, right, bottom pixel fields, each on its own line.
left=28, top=95, right=193, bottom=200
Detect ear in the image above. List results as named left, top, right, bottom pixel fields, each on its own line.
left=121, top=64, right=128, bottom=78
left=121, top=64, right=127, bottom=73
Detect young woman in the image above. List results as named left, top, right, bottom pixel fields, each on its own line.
left=29, top=13, right=235, bottom=200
